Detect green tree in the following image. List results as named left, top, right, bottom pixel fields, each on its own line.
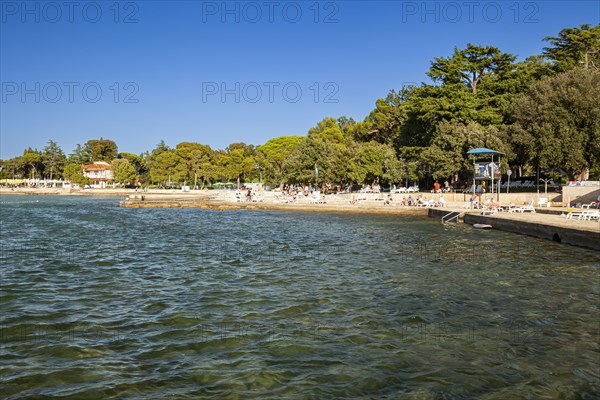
left=508, top=68, right=600, bottom=180
left=348, top=141, right=401, bottom=185
left=69, top=143, right=92, bottom=164
left=223, top=146, right=255, bottom=188
left=208, top=150, right=228, bottom=184
left=428, top=43, right=516, bottom=95
left=151, top=140, right=171, bottom=157
left=337, top=116, right=356, bottom=136
left=287, top=118, right=352, bottom=185
left=148, top=150, right=184, bottom=187
left=421, top=120, right=509, bottom=181
left=0, top=157, right=23, bottom=179
left=42, top=140, right=67, bottom=179
left=174, top=142, right=214, bottom=188
left=257, top=136, right=305, bottom=188
left=111, top=158, right=137, bottom=186
left=20, top=149, right=43, bottom=179
left=84, top=139, right=118, bottom=161
left=63, top=163, right=89, bottom=185
left=118, top=152, right=143, bottom=170
left=398, top=146, right=425, bottom=187
left=352, top=92, right=406, bottom=146
left=543, top=24, right=600, bottom=71
left=118, top=152, right=151, bottom=185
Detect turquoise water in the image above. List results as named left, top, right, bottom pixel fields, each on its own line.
left=1, top=195, right=599, bottom=399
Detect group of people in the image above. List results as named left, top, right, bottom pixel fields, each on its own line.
left=234, top=187, right=264, bottom=202
left=469, top=194, right=500, bottom=210
left=398, top=194, right=447, bottom=207
left=280, top=184, right=319, bottom=200
left=432, top=180, right=453, bottom=193
left=348, top=193, right=447, bottom=207
left=359, top=183, right=382, bottom=193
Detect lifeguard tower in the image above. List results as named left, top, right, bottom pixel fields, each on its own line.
left=467, top=148, right=503, bottom=202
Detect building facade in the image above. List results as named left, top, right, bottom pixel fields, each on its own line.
left=82, top=161, right=113, bottom=188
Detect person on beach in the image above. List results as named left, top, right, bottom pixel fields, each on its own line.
left=438, top=194, right=446, bottom=207
left=490, top=199, right=499, bottom=210
left=470, top=194, right=478, bottom=209
left=384, top=194, right=393, bottom=206
left=434, top=180, right=440, bottom=193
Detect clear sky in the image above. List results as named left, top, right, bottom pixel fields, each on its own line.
left=1, top=0, right=598, bottom=159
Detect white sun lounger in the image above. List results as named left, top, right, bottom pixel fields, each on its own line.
left=509, top=200, right=535, bottom=213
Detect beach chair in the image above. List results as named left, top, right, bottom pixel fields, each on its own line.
left=582, top=211, right=600, bottom=221
left=509, top=200, right=535, bottom=213
left=274, top=192, right=282, bottom=201
left=252, top=193, right=264, bottom=202
left=480, top=208, right=498, bottom=215
left=417, top=200, right=434, bottom=207
left=567, top=210, right=593, bottom=220
left=538, top=198, right=550, bottom=207
left=522, top=200, right=535, bottom=212
left=568, top=210, right=600, bottom=220
left=516, top=200, right=536, bottom=212
left=310, top=191, right=326, bottom=204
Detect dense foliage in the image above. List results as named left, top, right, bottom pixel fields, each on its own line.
left=2, top=25, right=599, bottom=187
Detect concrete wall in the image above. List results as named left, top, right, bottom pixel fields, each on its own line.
left=463, top=214, right=600, bottom=251
left=428, top=208, right=599, bottom=251
left=562, top=184, right=600, bottom=207
left=448, top=191, right=560, bottom=206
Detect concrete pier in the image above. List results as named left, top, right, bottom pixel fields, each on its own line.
left=429, top=208, right=600, bottom=251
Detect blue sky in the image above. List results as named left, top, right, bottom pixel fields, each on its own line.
left=1, top=0, right=598, bottom=159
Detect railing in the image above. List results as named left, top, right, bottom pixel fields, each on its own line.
left=442, top=210, right=466, bottom=224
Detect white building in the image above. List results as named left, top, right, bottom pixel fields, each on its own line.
left=82, top=161, right=113, bottom=188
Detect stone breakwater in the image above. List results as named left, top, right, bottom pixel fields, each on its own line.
left=119, top=195, right=430, bottom=216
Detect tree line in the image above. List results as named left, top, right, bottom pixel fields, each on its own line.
left=1, top=24, right=599, bottom=189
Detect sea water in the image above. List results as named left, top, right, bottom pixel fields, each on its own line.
left=1, top=195, right=598, bottom=399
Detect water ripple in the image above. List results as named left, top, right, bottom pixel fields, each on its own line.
left=1, top=195, right=599, bottom=398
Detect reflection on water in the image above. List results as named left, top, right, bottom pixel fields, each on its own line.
left=1, top=195, right=599, bottom=399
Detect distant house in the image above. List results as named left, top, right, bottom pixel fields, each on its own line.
left=82, top=161, right=113, bottom=188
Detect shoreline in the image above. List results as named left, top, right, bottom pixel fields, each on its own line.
left=117, top=192, right=600, bottom=251
left=120, top=198, right=432, bottom=216
left=0, top=187, right=139, bottom=197
left=3, top=188, right=598, bottom=251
